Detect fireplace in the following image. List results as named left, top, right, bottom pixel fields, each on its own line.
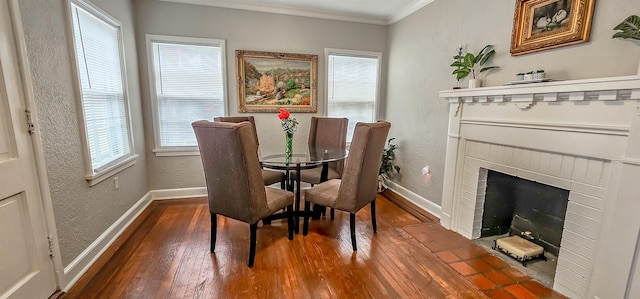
left=482, top=170, right=569, bottom=256
left=439, top=75, right=640, bottom=299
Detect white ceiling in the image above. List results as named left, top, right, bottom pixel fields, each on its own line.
left=160, top=0, right=435, bottom=25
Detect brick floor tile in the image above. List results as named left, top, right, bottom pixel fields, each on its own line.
left=520, top=281, right=567, bottom=298
left=452, top=247, right=479, bottom=260
left=483, top=255, right=509, bottom=269
left=484, top=269, right=516, bottom=286
left=504, top=284, right=538, bottom=299
left=484, top=288, right=517, bottom=299
left=450, top=261, right=478, bottom=276
left=424, top=240, right=454, bottom=252
left=467, top=274, right=497, bottom=291
left=467, top=258, right=494, bottom=273
left=502, top=267, right=531, bottom=283
left=436, top=251, right=461, bottom=263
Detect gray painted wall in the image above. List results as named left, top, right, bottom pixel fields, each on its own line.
left=132, top=0, right=388, bottom=190
left=18, top=0, right=148, bottom=266
left=386, top=0, right=640, bottom=206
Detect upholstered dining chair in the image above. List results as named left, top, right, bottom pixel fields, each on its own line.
left=294, top=117, right=348, bottom=185
left=214, top=116, right=286, bottom=188
left=192, top=120, right=294, bottom=267
left=302, top=121, right=390, bottom=251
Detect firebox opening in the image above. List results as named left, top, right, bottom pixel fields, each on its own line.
left=481, top=170, right=569, bottom=256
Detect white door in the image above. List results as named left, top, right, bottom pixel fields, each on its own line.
left=0, top=0, right=57, bottom=298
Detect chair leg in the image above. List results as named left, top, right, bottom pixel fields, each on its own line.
left=287, top=204, right=294, bottom=240
left=330, top=208, right=335, bottom=220
left=280, top=177, right=286, bottom=190
left=210, top=213, right=217, bottom=252
left=350, top=213, right=357, bottom=251
left=371, top=199, right=377, bottom=233
left=248, top=223, right=257, bottom=268
left=303, top=201, right=311, bottom=236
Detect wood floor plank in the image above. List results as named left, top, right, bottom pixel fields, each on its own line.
left=64, top=195, right=487, bottom=298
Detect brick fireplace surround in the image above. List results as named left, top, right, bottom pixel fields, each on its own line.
left=439, top=75, right=640, bottom=299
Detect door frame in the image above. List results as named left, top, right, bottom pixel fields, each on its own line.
left=7, top=0, right=66, bottom=289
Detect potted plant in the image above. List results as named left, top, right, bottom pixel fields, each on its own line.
left=524, top=71, right=535, bottom=81
left=450, top=45, right=499, bottom=88
left=516, top=73, right=525, bottom=81
left=378, top=138, right=401, bottom=192
left=534, top=70, right=546, bottom=80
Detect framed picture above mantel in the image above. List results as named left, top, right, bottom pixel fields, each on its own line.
left=510, top=0, right=595, bottom=56
left=236, top=50, right=318, bottom=113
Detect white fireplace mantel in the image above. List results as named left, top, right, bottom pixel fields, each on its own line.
left=439, top=75, right=640, bottom=299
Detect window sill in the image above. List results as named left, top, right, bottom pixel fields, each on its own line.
left=153, top=148, right=200, bottom=157
left=85, top=155, right=138, bottom=186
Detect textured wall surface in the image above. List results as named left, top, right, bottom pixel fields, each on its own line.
left=386, top=0, right=640, bottom=207
left=133, top=0, right=388, bottom=190
left=18, top=0, right=148, bottom=266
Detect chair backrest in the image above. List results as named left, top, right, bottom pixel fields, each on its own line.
left=308, top=117, right=348, bottom=149
left=192, top=120, right=269, bottom=224
left=214, top=116, right=259, bottom=146
left=336, top=121, right=391, bottom=213
left=308, top=117, right=348, bottom=173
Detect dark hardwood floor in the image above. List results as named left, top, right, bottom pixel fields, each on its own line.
left=64, top=194, right=488, bottom=298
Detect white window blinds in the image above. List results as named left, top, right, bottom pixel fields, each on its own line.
left=149, top=38, right=226, bottom=148
left=71, top=2, right=132, bottom=172
left=327, top=51, right=380, bottom=142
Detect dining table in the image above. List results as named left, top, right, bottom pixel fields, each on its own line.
left=259, top=144, right=347, bottom=233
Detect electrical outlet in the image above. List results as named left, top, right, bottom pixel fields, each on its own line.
left=114, top=177, right=119, bottom=191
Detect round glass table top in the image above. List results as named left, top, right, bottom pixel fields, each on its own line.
left=259, top=146, right=347, bottom=169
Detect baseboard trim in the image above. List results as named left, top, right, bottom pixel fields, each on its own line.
left=60, top=187, right=208, bottom=291
left=382, top=181, right=441, bottom=220
left=62, top=191, right=153, bottom=291
left=151, top=187, right=207, bottom=200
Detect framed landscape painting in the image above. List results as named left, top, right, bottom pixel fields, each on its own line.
left=510, top=0, right=595, bottom=56
left=236, top=50, right=318, bottom=112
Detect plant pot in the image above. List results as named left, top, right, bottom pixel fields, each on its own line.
left=377, top=175, right=386, bottom=193
left=524, top=74, right=533, bottom=80
left=533, top=72, right=546, bottom=80
left=468, top=79, right=482, bottom=88
left=515, top=74, right=524, bottom=81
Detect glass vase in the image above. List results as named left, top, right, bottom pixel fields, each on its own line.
left=285, top=133, right=293, bottom=162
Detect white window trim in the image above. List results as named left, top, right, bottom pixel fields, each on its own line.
left=324, top=48, right=382, bottom=145
left=146, top=34, right=227, bottom=156
left=66, top=0, right=137, bottom=186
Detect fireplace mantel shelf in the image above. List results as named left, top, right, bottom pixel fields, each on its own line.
left=440, top=75, right=640, bottom=109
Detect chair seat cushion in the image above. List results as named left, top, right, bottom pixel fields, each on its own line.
left=262, top=169, right=285, bottom=186
left=264, top=186, right=294, bottom=215
left=304, top=179, right=341, bottom=208
left=292, top=167, right=340, bottom=185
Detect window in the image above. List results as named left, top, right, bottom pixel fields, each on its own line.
left=70, top=0, right=135, bottom=185
left=146, top=35, right=226, bottom=155
left=326, top=49, right=381, bottom=142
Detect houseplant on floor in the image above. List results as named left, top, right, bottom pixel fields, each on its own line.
left=378, top=138, right=401, bottom=192
left=450, top=45, right=499, bottom=88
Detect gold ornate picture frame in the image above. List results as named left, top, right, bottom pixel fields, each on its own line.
left=510, top=0, right=595, bottom=56
left=236, top=50, right=318, bottom=113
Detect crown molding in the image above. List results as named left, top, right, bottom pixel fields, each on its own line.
left=387, top=0, right=435, bottom=24
left=159, top=0, right=435, bottom=25
left=159, top=0, right=388, bottom=25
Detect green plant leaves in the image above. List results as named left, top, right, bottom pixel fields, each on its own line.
left=450, top=45, right=498, bottom=80
left=613, top=15, right=640, bottom=40
left=380, top=138, right=400, bottom=177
